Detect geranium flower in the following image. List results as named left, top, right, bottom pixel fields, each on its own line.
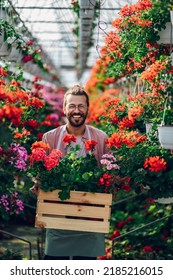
left=62, top=134, right=76, bottom=145
left=143, top=156, right=166, bottom=172
left=30, top=148, right=46, bottom=163
left=44, top=155, right=60, bottom=171
left=31, top=141, right=50, bottom=151
left=85, top=140, right=98, bottom=151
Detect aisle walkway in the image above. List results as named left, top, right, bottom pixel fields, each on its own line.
left=0, top=221, right=44, bottom=260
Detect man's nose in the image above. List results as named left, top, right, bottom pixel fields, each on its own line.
left=74, top=106, right=80, bottom=112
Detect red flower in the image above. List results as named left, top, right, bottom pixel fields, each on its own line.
left=62, top=134, right=76, bottom=145
left=98, top=173, right=112, bottom=190
left=0, top=67, right=7, bottom=77
left=85, top=140, right=98, bottom=151
left=44, top=155, right=60, bottom=171
left=109, top=230, right=121, bottom=240
left=143, top=156, right=166, bottom=172
left=22, top=55, right=33, bottom=63
left=143, top=245, right=153, bottom=253
left=43, top=149, right=62, bottom=170
left=30, top=148, right=46, bottom=163
left=116, top=221, right=126, bottom=229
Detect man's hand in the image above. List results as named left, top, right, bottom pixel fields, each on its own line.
left=30, top=182, right=39, bottom=196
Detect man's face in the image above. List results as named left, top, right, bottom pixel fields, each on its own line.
left=63, top=94, right=89, bottom=127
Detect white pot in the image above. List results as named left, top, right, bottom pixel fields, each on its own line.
left=155, top=197, right=173, bottom=204
left=8, top=45, right=23, bottom=62
left=158, top=125, right=173, bottom=149
left=0, top=42, right=11, bottom=56
left=145, top=122, right=153, bottom=134
left=157, top=22, right=172, bottom=44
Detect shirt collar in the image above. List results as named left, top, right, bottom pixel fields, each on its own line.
left=63, top=125, right=89, bottom=140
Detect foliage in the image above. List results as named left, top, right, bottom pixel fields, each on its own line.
left=100, top=194, right=173, bottom=260
left=0, top=248, right=23, bottom=260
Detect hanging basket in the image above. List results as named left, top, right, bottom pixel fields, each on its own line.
left=145, top=122, right=153, bottom=134
left=8, top=44, right=23, bottom=62
left=0, top=41, right=11, bottom=56
left=155, top=197, right=173, bottom=204
left=158, top=125, right=173, bottom=149
left=35, top=189, right=112, bottom=233
left=157, top=22, right=172, bottom=44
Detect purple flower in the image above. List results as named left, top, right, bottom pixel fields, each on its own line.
left=9, top=143, right=28, bottom=170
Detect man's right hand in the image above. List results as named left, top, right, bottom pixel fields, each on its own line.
left=29, top=182, right=39, bottom=196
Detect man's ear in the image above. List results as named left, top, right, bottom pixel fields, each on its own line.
left=63, top=105, right=66, bottom=114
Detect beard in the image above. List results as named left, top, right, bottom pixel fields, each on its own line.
left=66, top=111, right=88, bottom=127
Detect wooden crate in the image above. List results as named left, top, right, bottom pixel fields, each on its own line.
left=35, top=189, right=112, bottom=233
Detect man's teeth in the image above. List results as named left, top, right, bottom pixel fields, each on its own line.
left=73, top=115, right=81, bottom=118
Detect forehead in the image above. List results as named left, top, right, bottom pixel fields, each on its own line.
left=65, top=94, right=87, bottom=105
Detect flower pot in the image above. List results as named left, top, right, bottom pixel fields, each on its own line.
left=0, top=41, right=11, bottom=56
left=157, top=22, right=172, bottom=44
left=35, top=189, right=112, bottom=233
left=145, top=122, right=153, bottom=134
left=8, top=44, right=23, bottom=62
left=155, top=197, right=173, bottom=204
left=158, top=125, right=173, bottom=149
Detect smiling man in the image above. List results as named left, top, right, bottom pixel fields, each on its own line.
left=32, top=85, right=110, bottom=260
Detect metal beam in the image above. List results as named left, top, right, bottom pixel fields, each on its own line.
left=15, top=6, right=120, bottom=10
left=15, top=6, right=73, bottom=9
left=26, top=20, right=74, bottom=23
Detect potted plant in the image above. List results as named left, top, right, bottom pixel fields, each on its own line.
left=106, top=130, right=173, bottom=203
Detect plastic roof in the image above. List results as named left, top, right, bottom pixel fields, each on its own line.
left=10, top=0, right=136, bottom=87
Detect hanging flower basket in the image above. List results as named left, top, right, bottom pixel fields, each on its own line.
left=35, top=189, right=112, bottom=233
left=145, top=122, right=153, bottom=134
left=155, top=197, right=173, bottom=204
left=0, top=40, right=11, bottom=56
left=158, top=125, right=173, bottom=149
left=157, top=22, right=172, bottom=44
left=8, top=45, right=22, bottom=62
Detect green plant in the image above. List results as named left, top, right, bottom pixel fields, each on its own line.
left=0, top=248, right=23, bottom=260
left=0, top=18, right=24, bottom=49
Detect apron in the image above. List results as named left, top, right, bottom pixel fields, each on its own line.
left=45, top=125, right=105, bottom=257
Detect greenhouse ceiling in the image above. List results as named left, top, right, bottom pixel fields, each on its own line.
left=8, top=0, right=136, bottom=87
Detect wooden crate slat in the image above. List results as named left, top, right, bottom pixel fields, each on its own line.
left=35, top=190, right=112, bottom=233
left=35, top=215, right=110, bottom=233
left=37, top=202, right=110, bottom=219
left=38, top=189, right=112, bottom=205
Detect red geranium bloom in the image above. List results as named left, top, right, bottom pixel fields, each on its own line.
left=22, top=55, right=33, bottom=63
left=30, top=148, right=46, bottom=164
left=143, top=245, right=153, bottom=253
left=44, top=155, right=60, bottom=171
left=62, top=134, right=76, bottom=145
left=143, top=156, right=166, bottom=172
left=0, top=67, right=7, bottom=77
left=85, top=140, right=98, bottom=151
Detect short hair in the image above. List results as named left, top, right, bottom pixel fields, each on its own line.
left=63, top=85, right=89, bottom=107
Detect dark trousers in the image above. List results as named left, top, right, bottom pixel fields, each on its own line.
left=43, top=255, right=97, bottom=260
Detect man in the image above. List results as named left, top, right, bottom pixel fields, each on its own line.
left=32, top=85, right=110, bottom=260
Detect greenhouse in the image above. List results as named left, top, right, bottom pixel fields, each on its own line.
left=0, top=0, right=173, bottom=262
